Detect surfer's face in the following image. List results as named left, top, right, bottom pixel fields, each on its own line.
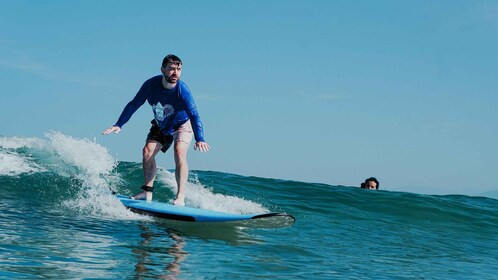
left=365, top=181, right=377, bottom=190
left=161, top=62, right=182, bottom=84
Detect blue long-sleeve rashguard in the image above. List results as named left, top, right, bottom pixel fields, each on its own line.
left=114, top=75, right=205, bottom=142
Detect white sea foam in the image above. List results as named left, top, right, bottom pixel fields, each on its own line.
left=0, top=150, right=45, bottom=175
left=156, top=168, right=269, bottom=214
left=0, top=133, right=142, bottom=219
left=45, top=131, right=115, bottom=180
left=0, top=136, right=45, bottom=149
left=41, top=132, right=142, bottom=219
left=66, top=188, right=146, bottom=221
left=1, top=132, right=268, bottom=218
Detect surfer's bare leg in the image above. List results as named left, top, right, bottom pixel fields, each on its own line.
left=132, top=141, right=162, bottom=201
left=173, top=140, right=189, bottom=206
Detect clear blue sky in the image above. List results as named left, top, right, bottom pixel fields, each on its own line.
left=1, top=1, right=497, bottom=195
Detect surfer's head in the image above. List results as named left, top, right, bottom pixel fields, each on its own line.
left=361, top=177, right=379, bottom=190
left=161, top=54, right=182, bottom=84
left=162, top=54, right=182, bottom=68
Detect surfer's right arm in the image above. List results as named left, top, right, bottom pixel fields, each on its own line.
left=102, top=80, right=150, bottom=135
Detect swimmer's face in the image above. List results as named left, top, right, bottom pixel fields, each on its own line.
left=365, top=181, right=377, bottom=190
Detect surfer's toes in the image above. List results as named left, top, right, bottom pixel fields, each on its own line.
left=173, top=198, right=185, bottom=207
left=131, top=191, right=147, bottom=200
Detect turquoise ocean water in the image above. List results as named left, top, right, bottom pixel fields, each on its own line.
left=1, top=132, right=497, bottom=279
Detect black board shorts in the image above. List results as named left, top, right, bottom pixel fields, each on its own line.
left=147, top=120, right=173, bottom=153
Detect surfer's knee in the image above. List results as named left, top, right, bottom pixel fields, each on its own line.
left=143, top=141, right=163, bottom=160
left=143, top=145, right=157, bottom=160
left=174, top=142, right=188, bottom=159
left=174, top=147, right=186, bottom=162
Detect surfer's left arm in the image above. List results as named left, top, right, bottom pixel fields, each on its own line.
left=194, top=141, right=210, bottom=152
left=179, top=82, right=210, bottom=152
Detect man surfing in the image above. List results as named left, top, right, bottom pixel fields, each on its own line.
left=103, top=54, right=210, bottom=206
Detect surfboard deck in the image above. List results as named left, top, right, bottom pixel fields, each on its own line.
left=115, top=194, right=295, bottom=223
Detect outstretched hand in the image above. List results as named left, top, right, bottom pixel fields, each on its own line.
left=194, top=141, right=210, bottom=152
left=102, top=126, right=121, bottom=135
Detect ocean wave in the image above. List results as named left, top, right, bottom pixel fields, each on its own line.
left=0, top=132, right=271, bottom=217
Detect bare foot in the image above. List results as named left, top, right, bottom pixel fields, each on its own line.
left=173, top=197, right=185, bottom=206
left=131, top=191, right=152, bottom=202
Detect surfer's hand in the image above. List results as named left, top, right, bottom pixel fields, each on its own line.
left=194, top=141, right=210, bottom=152
left=102, top=126, right=121, bottom=135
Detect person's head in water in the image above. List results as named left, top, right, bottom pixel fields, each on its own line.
left=161, top=54, right=182, bottom=84
left=361, top=177, right=379, bottom=190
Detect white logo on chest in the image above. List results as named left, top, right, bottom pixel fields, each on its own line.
left=152, top=102, right=174, bottom=122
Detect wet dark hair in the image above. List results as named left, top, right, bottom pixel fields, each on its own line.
left=361, top=177, right=379, bottom=190
left=162, top=54, right=182, bottom=68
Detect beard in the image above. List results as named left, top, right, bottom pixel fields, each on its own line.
left=164, top=74, right=178, bottom=83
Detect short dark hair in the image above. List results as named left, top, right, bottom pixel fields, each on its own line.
left=162, top=54, right=182, bottom=68
left=361, top=177, right=379, bottom=190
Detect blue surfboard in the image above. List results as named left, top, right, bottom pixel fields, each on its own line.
left=116, top=194, right=295, bottom=223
